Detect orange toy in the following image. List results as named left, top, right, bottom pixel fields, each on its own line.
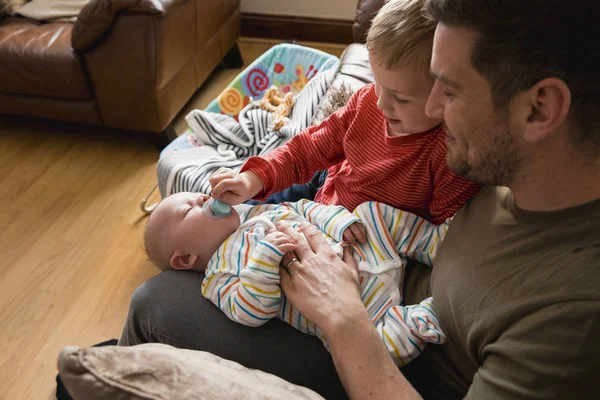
left=258, top=86, right=295, bottom=130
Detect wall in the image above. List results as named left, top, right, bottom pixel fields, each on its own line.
left=241, top=0, right=356, bottom=20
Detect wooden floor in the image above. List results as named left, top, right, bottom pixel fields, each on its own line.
left=0, top=38, right=345, bottom=399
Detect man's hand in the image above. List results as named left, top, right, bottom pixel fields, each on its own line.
left=276, top=221, right=364, bottom=335
left=209, top=168, right=264, bottom=205
left=276, top=221, right=422, bottom=400
left=263, top=230, right=297, bottom=253
left=342, top=222, right=367, bottom=244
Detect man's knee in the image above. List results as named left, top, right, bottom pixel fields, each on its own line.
left=124, top=270, right=206, bottom=344
left=131, top=269, right=204, bottom=312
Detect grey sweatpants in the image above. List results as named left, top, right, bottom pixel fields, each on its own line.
left=118, top=270, right=348, bottom=400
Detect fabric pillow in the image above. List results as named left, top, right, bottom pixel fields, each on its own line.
left=57, top=343, right=325, bottom=400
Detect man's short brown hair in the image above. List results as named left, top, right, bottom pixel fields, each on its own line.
left=425, top=0, right=600, bottom=154
left=367, top=0, right=437, bottom=71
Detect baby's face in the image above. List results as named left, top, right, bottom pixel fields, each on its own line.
left=145, top=192, right=240, bottom=270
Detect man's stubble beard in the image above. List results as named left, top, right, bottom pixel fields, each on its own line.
left=447, top=117, right=524, bottom=187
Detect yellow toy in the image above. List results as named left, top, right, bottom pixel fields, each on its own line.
left=258, top=86, right=295, bottom=130
left=292, top=65, right=309, bottom=91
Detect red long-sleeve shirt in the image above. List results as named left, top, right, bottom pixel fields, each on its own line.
left=241, top=84, right=480, bottom=224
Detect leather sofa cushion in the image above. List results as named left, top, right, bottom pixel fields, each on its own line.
left=0, top=18, right=91, bottom=99
left=353, top=0, right=385, bottom=43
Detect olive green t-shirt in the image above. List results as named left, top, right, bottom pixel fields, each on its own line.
left=405, top=186, right=600, bottom=399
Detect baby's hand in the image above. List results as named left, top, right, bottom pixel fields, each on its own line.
left=263, top=230, right=297, bottom=253
left=342, top=222, right=367, bottom=244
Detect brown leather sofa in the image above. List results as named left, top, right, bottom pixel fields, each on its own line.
left=0, top=0, right=241, bottom=144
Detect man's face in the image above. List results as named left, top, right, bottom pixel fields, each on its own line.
left=425, top=24, right=523, bottom=185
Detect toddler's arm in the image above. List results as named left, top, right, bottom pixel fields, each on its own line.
left=240, top=88, right=367, bottom=200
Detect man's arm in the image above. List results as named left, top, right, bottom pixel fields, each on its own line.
left=327, top=305, right=423, bottom=399
left=276, top=221, right=422, bottom=399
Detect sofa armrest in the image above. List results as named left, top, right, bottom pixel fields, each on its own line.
left=72, top=0, right=189, bottom=50
left=352, top=0, right=385, bottom=43
left=79, top=0, right=240, bottom=132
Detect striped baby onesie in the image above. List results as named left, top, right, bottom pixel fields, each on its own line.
left=201, top=200, right=447, bottom=366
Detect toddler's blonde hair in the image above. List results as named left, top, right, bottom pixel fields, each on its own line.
left=367, top=0, right=437, bottom=71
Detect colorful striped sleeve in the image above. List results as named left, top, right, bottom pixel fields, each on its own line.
left=285, top=199, right=360, bottom=242
left=202, top=238, right=283, bottom=327
left=354, top=202, right=449, bottom=267
left=376, top=297, right=446, bottom=367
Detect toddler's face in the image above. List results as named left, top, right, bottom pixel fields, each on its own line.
left=369, top=50, right=442, bottom=136
left=145, top=192, right=240, bottom=270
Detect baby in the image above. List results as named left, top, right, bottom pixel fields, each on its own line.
left=209, top=0, right=480, bottom=225
left=145, top=191, right=448, bottom=366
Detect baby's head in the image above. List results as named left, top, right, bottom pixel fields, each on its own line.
left=144, top=192, right=240, bottom=271
left=367, top=0, right=441, bottom=136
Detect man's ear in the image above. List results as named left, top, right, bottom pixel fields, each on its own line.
left=169, top=251, right=198, bottom=270
left=522, top=77, right=571, bottom=144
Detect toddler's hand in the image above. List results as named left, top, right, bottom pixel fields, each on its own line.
left=342, top=222, right=367, bottom=244
left=263, top=230, right=297, bottom=253
left=209, top=168, right=264, bottom=205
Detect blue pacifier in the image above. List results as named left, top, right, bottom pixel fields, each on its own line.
left=203, top=198, right=232, bottom=219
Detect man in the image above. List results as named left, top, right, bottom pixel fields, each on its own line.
left=120, top=1, right=599, bottom=398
